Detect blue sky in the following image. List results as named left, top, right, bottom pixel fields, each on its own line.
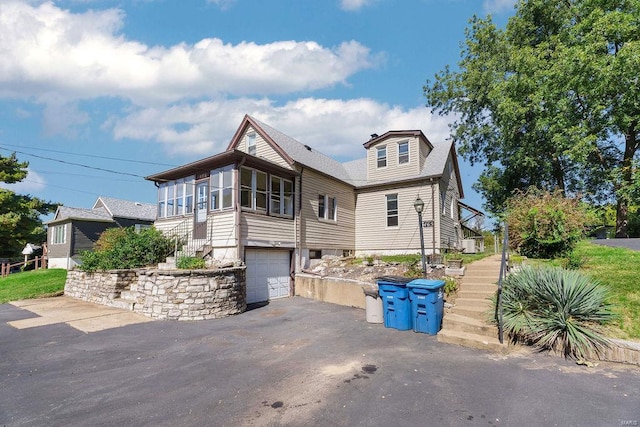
left=0, top=0, right=515, bottom=226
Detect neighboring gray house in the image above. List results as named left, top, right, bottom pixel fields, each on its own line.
left=47, top=196, right=156, bottom=269
left=146, top=115, right=481, bottom=304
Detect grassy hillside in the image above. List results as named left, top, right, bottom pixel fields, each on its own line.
left=0, top=269, right=67, bottom=304
left=572, top=241, right=640, bottom=340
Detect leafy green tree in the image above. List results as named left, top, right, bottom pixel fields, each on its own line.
left=425, top=0, right=640, bottom=237
left=0, top=153, right=57, bottom=258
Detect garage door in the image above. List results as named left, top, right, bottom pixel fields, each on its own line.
left=245, top=249, right=291, bottom=304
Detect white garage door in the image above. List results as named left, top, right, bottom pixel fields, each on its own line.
left=245, top=249, right=291, bottom=304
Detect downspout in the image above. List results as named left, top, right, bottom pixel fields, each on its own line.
left=294, top=166, right=303, bottom=275
left=431, top=179, right=436, bottom=256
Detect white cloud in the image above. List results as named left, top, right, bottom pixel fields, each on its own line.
left=112, top=97, right=453, bottom=160
left=0, top=169, right=46, bottom=193
left=483, top=0, right=516, bottom=14
left=0, top=1, right=378, bottom=106
left=340, top=0, right=376, bottom=11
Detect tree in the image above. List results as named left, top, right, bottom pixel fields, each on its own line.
left=0, top=153, right=57, bottom=258
left=424, top=0, right=640, bottom=237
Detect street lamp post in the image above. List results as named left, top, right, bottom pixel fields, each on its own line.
left=414, top=196, right=427, bottom=278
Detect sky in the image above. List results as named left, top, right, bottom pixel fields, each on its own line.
left=0, top=0, right=516, bottom=226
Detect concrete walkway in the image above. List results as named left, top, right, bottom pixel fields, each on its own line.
left=8, top=296, right=152, bottom=333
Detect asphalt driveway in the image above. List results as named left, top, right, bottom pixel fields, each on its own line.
left=591, top=238, right=640, bottom=251
left=1, top=297, right=639, bottom=426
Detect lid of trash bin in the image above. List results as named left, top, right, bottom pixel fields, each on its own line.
left=407, top=279, right=445, bottom=289
left=376, top=275, right=412, bottom=285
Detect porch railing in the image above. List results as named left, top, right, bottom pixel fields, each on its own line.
left=159, top=218, right=212, bottom=260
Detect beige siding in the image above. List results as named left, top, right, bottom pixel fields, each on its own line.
left=355, top=182, right=441, bottom=255
left=438, top=154, right=461, bottom=250
left=300, top=168, right=355, bottom=250
left=207, top=211, right=236, bottom=247
left=367, top=136, right=422, bottom=182
left=241, top=213, right=295, bottom=247
left=153, top=217, right=192, bottom=236
left=238, top=125, right=292, bottom=169
left=419, top=140, right=432, bottom=170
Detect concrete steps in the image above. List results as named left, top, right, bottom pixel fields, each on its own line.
left=437, top=254, right=511, bottom=354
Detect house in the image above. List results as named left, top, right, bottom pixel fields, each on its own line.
left=46, top=196, right=156, bottom=269
left=146, top=115, right=480, bottom=304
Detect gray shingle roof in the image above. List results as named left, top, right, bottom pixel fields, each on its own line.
left=94, top=197, right=157, bottom=221
left=250, top=117, right=361, bottom=186
left=251, top=116, right=453, bottom=189
left=50, top=206, right=113, bottom=223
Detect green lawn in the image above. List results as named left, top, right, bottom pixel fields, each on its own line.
left=0, top=269, right=67, bottom=304
left=570, top=241, right=640, bottom=341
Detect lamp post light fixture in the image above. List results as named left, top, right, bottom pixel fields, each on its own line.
left=414, top=196, right=427, bottom=277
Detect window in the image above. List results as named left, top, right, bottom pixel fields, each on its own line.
left=210, top=166, right=233, bottom=211
left=309, top=249, right=322, bottom=259
left=157, top=182, right=167, bottom=218
left=441, top=191, right=447, bottom=215
left=247, top=132, right=256, bottom=155
left=318, top=194, right=337, bottom=221
left=51, top=224, right=66, bottom=245
left=398, top=141, right=409, bottom=164
left=156, top=176, right=195, bottom=218
left=240, top=167, right=267, bottom=212
left=377, top=146, right=387, bottom=168
left=386, top=194, right=398, bottom=227
left=450, top=198, right=456, bottom=219
left=270, top=176, right=294, bottom=217
left=176, top=179, right=185, bottom=215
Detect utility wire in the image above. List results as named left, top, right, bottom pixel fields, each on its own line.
left=0, top=146, right=146, bottom=179
left=0, top=143, right=177, bottom=167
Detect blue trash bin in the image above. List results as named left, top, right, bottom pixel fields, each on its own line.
left=377, top=276, right=413, bottom=331
left=407, top=279, right=445, bottom=335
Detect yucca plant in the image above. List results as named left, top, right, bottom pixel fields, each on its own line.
left=498, top=266, right=614, bottom=359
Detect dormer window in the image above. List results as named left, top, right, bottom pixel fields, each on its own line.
left=247, top=132, right=256, bottom=155
left=377, top=146, right=387, bottom=168
left=398, top=141, right=409, bottom=164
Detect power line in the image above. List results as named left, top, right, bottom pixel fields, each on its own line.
left=0, top=146, right=147, bottom=179
left=0, top=143, right=177, bottom=167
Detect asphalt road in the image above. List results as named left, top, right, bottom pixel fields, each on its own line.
left=1, top=297, right=639, bottom=426
left=591, top=238, right=640, bottom=251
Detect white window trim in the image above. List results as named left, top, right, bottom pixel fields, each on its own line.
left=210, top=167, right=234, bottom=211
left=270, top=176, right=294, bottom=217
left=386, top=194, right=399, bottom=227
left=377, top=146, right=387, bottom=168
left=241, top=167, right=267, bottom=213
left=157, top=176, right=195, bottom=219
left=318, top=194, right=337, bottom=221
left=51, top=224, right=67, bottom=245
left=247, top=132, right=256, bottom=155
left=398, top=141, right=409, bottom=164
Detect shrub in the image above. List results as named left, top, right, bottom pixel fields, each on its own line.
left=443, top=276, right=458, bottom=297
left=79, top=227, right=174, bottom=272
left=498, top=266, right=614, bottom=359
left=177, top=256, right=206, bottom=270
left=505, top=187, right=594, bottom=258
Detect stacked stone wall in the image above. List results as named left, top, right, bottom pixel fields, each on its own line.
left=65, top=270, right=137, bottom=305
left=64, top=267, right=246, bottom=321
left=133, top=268, right=246, bottom=320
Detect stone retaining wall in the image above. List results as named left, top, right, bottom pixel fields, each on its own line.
left=65, top=270, right=137, bottom=306
left=65, top=267, right=246, bottom=321
left=132, top=268, right=246, bottom=320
